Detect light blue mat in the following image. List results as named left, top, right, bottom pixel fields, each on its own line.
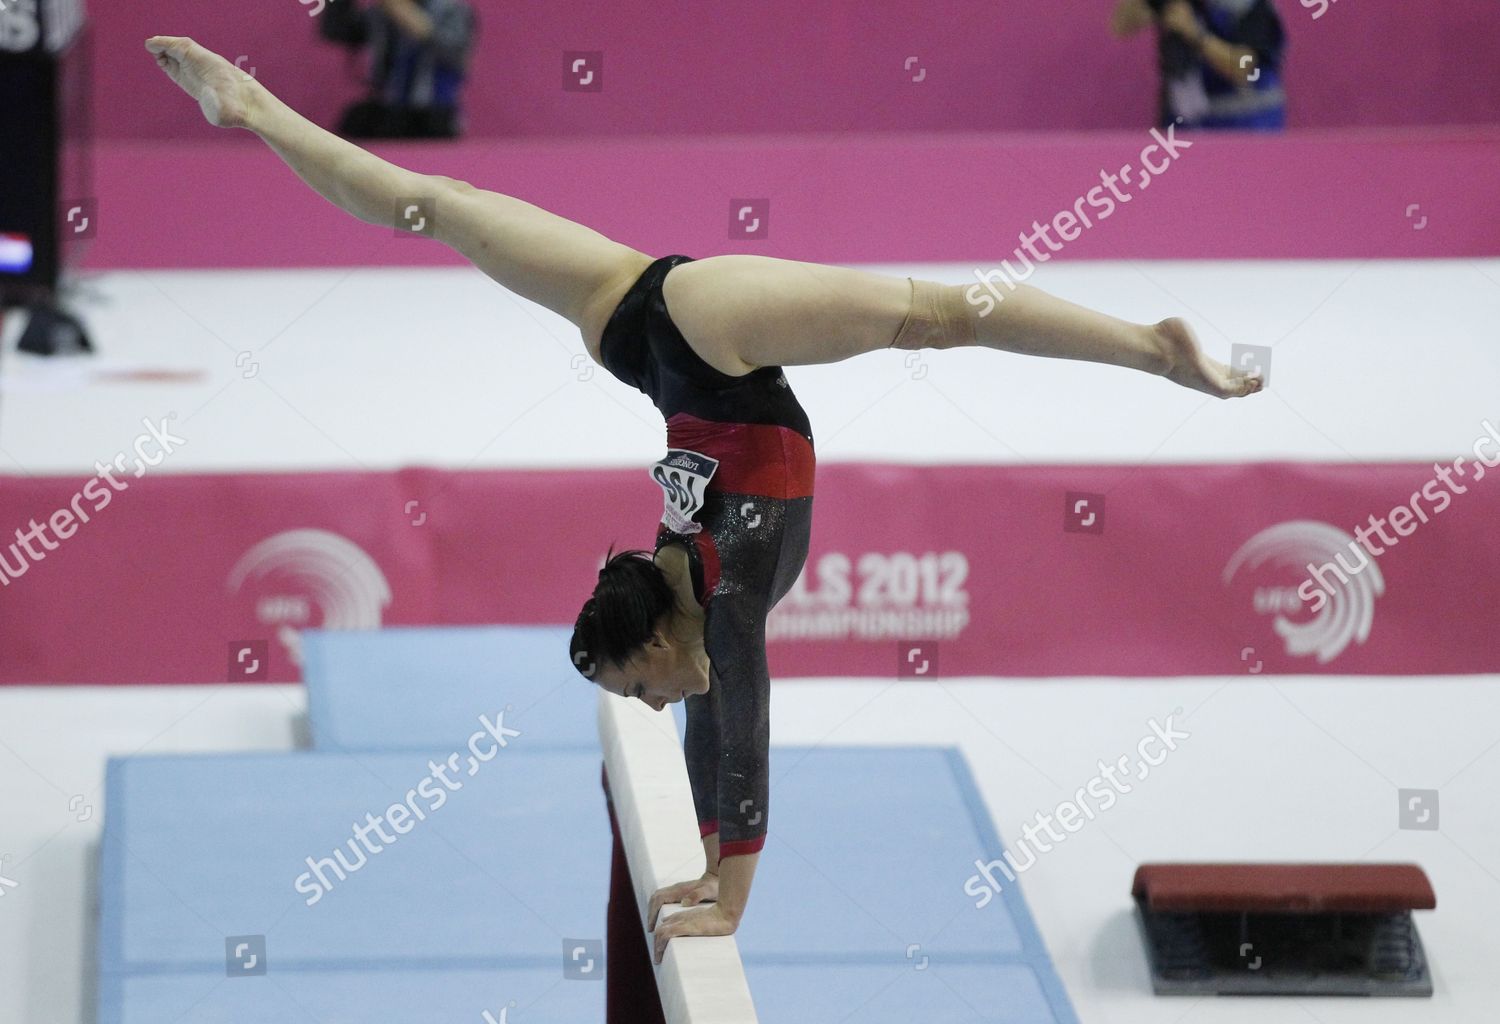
left=98, top=748, right=609, bottom=1024
left=749, top=962, right=1063, bottom=1024
left=738, top=746, right=1076, bottom=1023
left=301, top=625, right=596, bottom=752
left=100, top=742, right=1075, bottom=1023
left=102, top=965, right=603, bottom=1024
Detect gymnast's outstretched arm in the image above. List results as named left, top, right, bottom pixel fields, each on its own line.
left=146, top=35, right=651, bottom=350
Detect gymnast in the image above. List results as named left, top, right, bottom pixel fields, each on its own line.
left=147, top=35, right=1263, bottom=965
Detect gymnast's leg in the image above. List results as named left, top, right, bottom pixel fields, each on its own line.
left=146, top=35, right=652, bottom=353
left=662, top=254, right=1261, bottom=399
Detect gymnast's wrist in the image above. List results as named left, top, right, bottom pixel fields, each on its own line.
left=713, top=890, right=748, bottom=927
left=713, top=851, right=758, bottom=924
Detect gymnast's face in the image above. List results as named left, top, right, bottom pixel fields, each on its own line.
left=594, top=625, right=711, bottom=712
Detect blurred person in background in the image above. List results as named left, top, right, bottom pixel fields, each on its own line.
left=319, top=0, right=477, bottom=139
left=1112, top=0, right=1286, bottom=131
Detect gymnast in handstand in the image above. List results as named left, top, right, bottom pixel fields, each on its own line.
left=148, top=34, right=1262, bottom=964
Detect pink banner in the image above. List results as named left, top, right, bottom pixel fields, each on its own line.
left=1, top=459, right=1496, bottom=684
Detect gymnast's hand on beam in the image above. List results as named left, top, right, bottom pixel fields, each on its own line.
left=145, top=36, right=261, bottom=130
left=648, top=872, right=720, bottom=931
left=652, top=902, right=738, bottom=965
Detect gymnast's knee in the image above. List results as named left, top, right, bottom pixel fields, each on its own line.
left=888, top=279, right=980, bottom=351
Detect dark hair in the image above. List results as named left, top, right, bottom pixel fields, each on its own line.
left=569, top=547, right=675, bottom=681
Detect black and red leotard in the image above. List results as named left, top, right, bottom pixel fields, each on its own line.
left=600, top=254, right=814, bottom=858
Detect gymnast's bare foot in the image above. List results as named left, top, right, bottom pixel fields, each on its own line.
left=145, top=36, right=261, bottom=131
left=1155, top=317, right=1264, bottom=399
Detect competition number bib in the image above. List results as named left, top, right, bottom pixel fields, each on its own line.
left=651, top=449, right=718, bottom=534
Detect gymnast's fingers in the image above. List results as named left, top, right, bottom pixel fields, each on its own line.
left=648, top=881, right=691, bottom=930
left=652, top=915, right=678, bottom=964
left=652, top=911, right=694, bottom=964
left=653, top=905, right=735, bottom=964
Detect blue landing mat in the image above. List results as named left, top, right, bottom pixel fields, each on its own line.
left=98, top=750, right=608, bottom=986
left=736, top=746, right=1076, bottom=1023
left=301, top=625, right=595, bottom=752
left=100, top=743, right=1074, bottom=1022
left=102, top=965, right=603, bottom=1024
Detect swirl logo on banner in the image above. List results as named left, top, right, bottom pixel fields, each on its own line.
left=227, top=529, right=392, bottom=666
left=1223, top=520, right=1385, bottom=665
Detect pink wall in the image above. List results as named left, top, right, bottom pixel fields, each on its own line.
left=100, top=1, right=1500, bottom=140
left=82, top=128, right=1500, bottom=270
